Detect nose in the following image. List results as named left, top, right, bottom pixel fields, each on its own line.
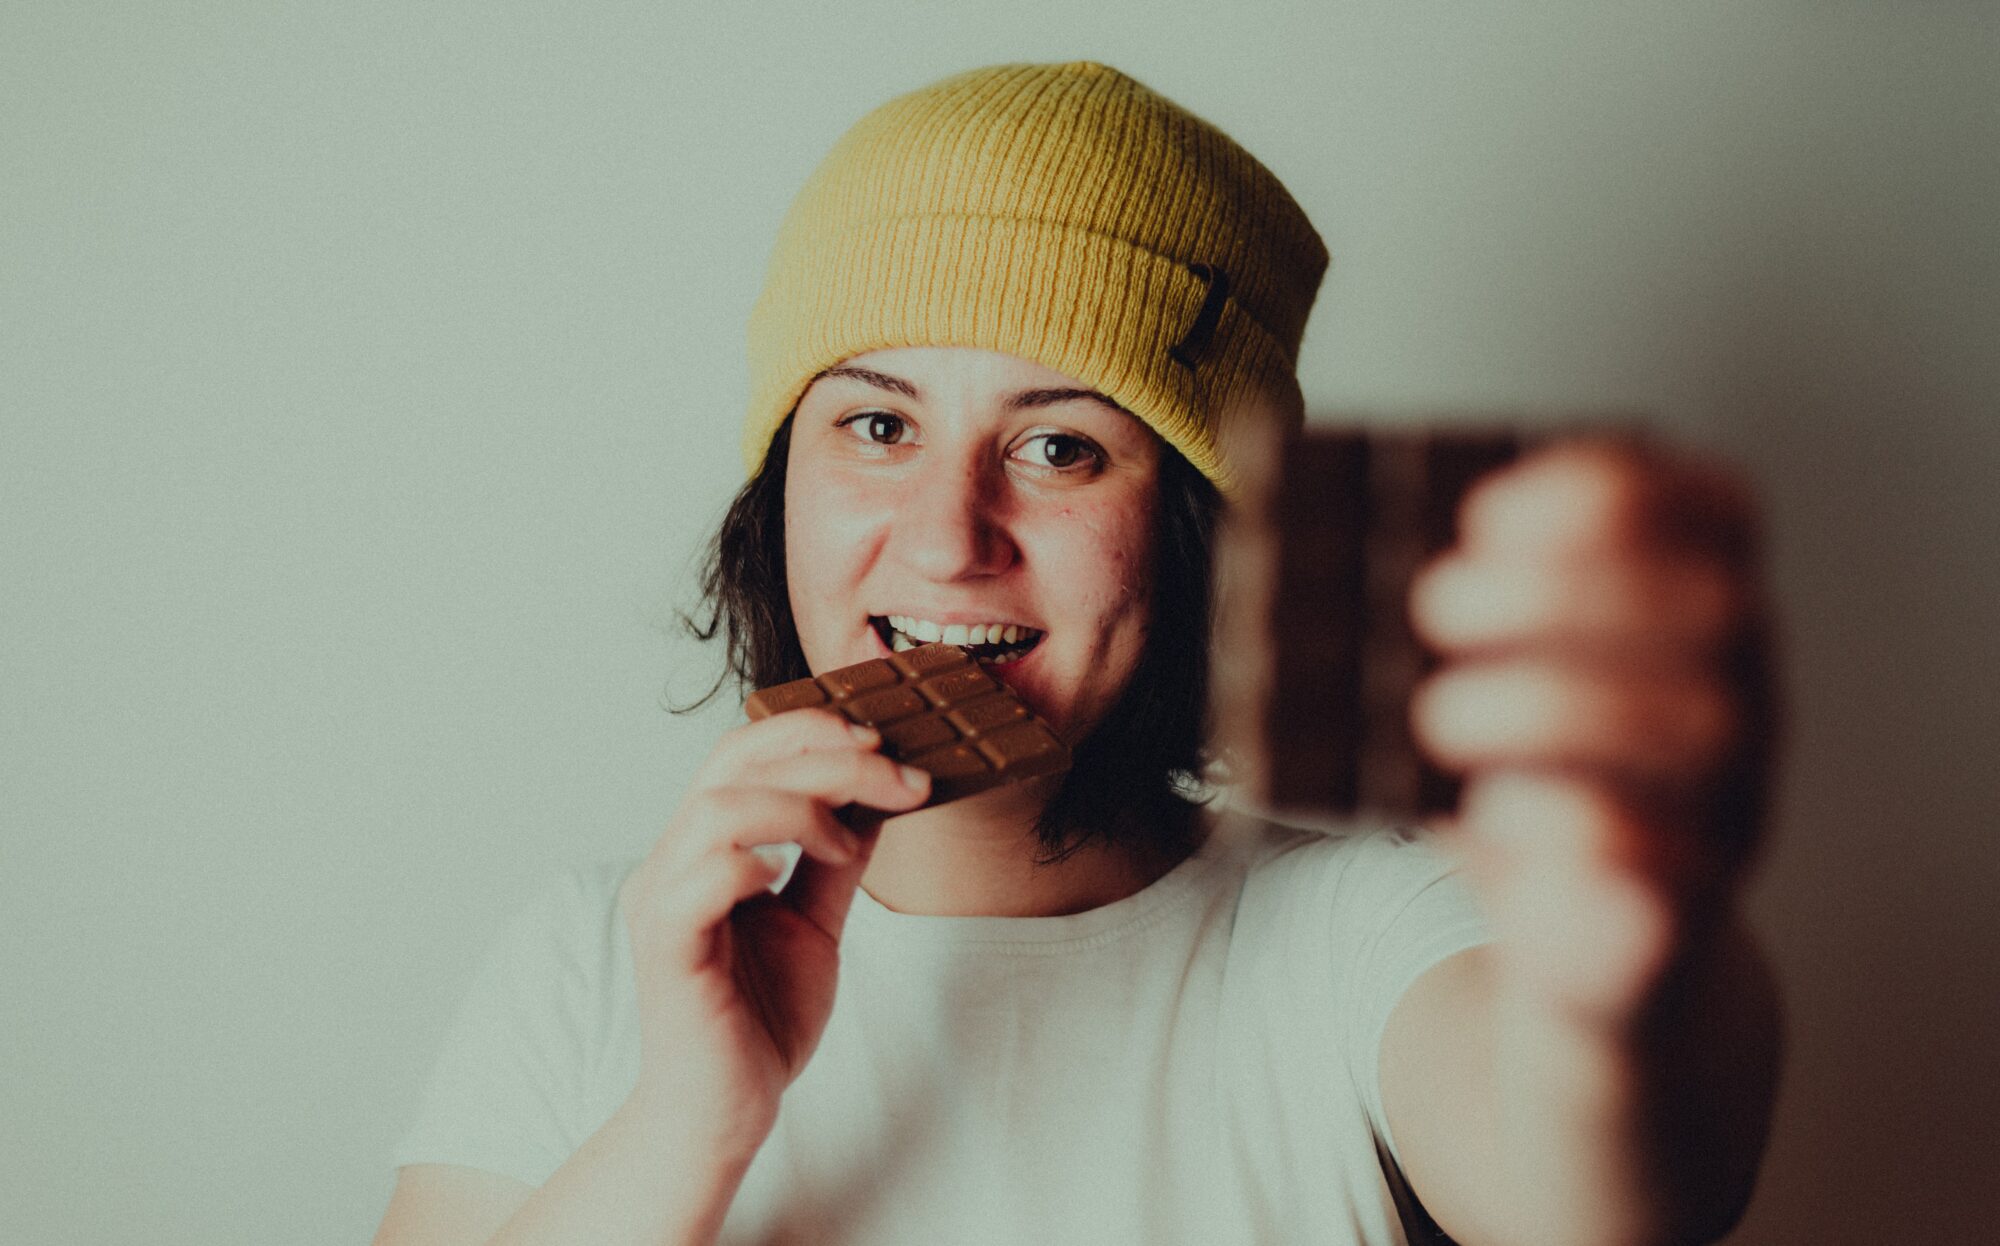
left=887, top=450, right=1017, bottom=582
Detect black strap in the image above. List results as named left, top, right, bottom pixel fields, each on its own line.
left=1168, top=262, right=1231, bottom=370
left=1374, top=1136, right=1461, bottom=1246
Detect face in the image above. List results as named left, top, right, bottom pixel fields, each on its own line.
left=783, top=347, right=1164, bottom=742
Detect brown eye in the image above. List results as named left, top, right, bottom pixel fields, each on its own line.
left=1020, top=432, right=1100, bottom=471
left=864, top=413, right=906, bottom=443
left=839, top=411, right=909, bottom=446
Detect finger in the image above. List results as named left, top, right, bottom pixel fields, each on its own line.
left=653, top=846, right=788, bottom=974
left=782, top=808, right=888, bottom=945
left=1413, top=658, right=1738, bottom=781
left=1458, top=439, right=1761, bottom=567
left=686, top=786, right=867, bottom=870
left=753, top=746, right=933, bottom=816
left=696, top=709, right=881, bottom=788
left=1454, top=772, right=1686, bottom=1020
left=1458, top=770, right=1722, bottom=896
left=1410, top=549, right=1746, bottom=656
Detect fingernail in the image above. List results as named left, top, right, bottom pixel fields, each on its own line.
left=849, top=723, right=880, bottom=745
left=900, top=764, right=931, bottom=792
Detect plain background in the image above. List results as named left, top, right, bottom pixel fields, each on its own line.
left=5, top=3, right=1995, bottom=1243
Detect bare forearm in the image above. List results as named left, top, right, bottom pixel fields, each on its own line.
left=484, top=1098, right=759, bottom=1246
left=1490, top=915, right=1784, bottom=1246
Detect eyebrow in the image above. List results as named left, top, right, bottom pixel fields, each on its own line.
left=817, top=365, right=1132, bottom=416
left=820, top=366, right=920, bottom=398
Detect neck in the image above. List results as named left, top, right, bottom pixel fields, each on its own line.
left=858, top=778, right=1200, bottom=918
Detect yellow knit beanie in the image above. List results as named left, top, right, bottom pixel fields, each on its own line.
left=742, top=61, right=1328, bottom=495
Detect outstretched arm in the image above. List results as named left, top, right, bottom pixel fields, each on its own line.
left=1379, top=440, right=1786, bottom=1246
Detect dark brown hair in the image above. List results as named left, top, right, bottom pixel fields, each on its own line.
left=677, top=415, right=1222, bottom=868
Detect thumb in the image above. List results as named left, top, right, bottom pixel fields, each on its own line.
left=784, top=807, right=887, bottom=943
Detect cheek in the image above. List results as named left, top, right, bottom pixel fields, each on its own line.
left=782, top=473, right=852, bottom=628
left=1048, top=503, right=1157, bottom=635
left=784, top=470, right=891, bottom=629
left=786, top=471, right=864, bottom=562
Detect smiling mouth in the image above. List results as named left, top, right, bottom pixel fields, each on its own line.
left=870, top=615, right=1046, bottom=665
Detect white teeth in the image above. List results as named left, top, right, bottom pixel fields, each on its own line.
left=879, top=615, right=1043, bottom=652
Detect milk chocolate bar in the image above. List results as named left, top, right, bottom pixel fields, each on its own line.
left=746, top=644, right=1071, bottom=806
left=1212, top=425, right=1524, bottom=819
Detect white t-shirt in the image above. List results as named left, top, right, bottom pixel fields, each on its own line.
left=391, top=808, right=1491, bottom=1244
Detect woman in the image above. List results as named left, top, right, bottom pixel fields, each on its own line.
left=375, top=63, right=1782, bottom=1246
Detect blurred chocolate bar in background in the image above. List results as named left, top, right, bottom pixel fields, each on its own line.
left=1211, top=424, right=1525, bottom=820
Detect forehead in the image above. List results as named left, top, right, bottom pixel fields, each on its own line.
left=815, top=346, right=1094, bottom=396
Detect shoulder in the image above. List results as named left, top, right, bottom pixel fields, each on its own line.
left=470, top=859, right=642, bottom=997
left=511, top=858, right=638, bottom=938
left=471, top=858, right=649, bottom=1078
left=1204, top=800, right=1494, bottom=1092
left=1203, top=800, right=1488, bottom=985
left=389, top=858, right=647, bottom=1183
left=1212, top=802, right=1466, bottom=916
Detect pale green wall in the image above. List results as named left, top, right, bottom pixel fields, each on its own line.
left=5, top=3, right=1995, bottom=1242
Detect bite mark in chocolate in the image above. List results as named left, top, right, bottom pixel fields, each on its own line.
left=747, top=644, right=1071, bottom=807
